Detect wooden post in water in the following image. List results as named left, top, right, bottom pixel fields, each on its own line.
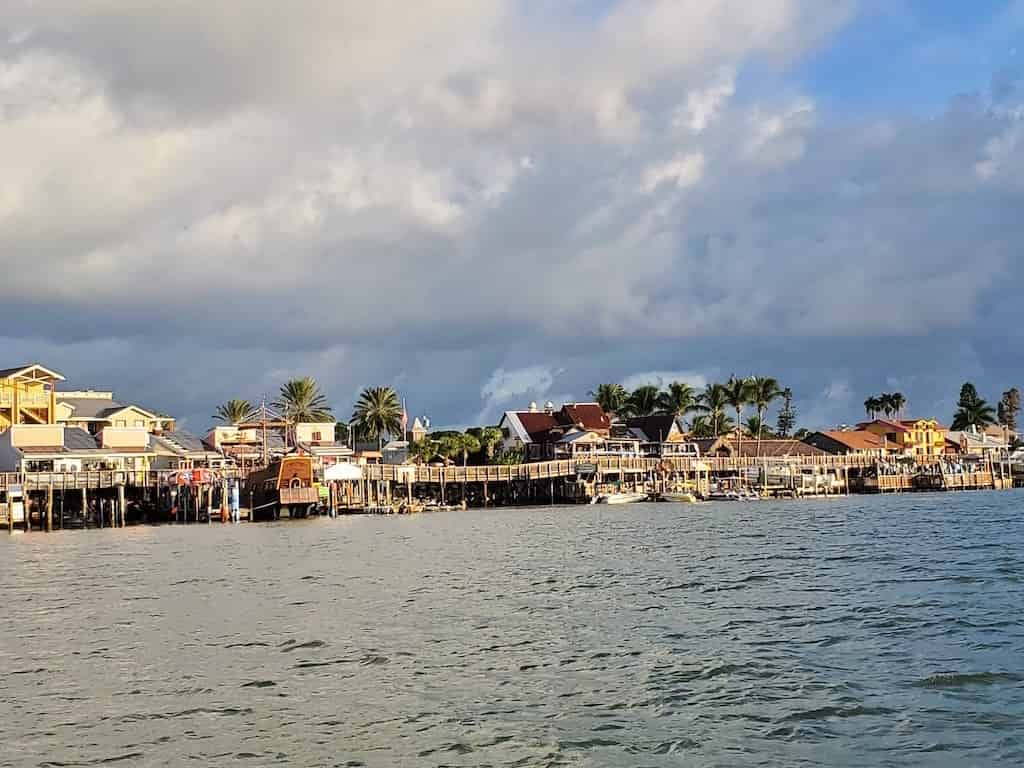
left=440, top=469, right=446, bottom=506
left=117, top=484, right=126, bottom=528
left=46, top=483, right=53, bottom=532
left=7, top=492, right=12, bottom=534
left=81, top=487, right=88, bottom=527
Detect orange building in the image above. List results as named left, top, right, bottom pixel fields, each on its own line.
left=858, top=418, right=947, bottom=458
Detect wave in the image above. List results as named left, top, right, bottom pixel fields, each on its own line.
left=915, top=672, right=1023, bottom=688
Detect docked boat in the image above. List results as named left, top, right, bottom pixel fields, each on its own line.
left=661, top=491, right=700, bottom=503
left=592, top=491, right=648, bottom=505
left=243, top=456, right=320, bottom=521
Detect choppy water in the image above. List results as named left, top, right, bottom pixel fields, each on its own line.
left=2, top=492, right=1023, bottom=767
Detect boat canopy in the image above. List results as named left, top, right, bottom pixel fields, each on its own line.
left=324, top=462, right=363, bottom=481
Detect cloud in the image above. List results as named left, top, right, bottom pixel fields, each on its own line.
left=0, top=1, right=1022, bottom=434
left=620, top=370, right=709, bottom=391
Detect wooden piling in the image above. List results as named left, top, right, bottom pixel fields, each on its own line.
left=117, top=484, right=126, bottom=528
left=46, top=483, right=53, bottom=532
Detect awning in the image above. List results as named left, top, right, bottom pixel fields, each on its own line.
left=324, top=463, right=363, bottom=481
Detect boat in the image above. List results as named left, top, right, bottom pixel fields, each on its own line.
left=242, top=456, right=320, bottom=521
left=592, top=491, right=648, bottom=505
left=661, top=491, right=699, bottom=503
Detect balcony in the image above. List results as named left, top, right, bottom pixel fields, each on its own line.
left=0, top=390, right=52, bottom=409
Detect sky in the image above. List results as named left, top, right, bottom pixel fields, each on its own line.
left=3, top=0, right=1024, bottom=434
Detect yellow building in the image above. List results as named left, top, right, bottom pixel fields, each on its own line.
left=0, top=364, right=64, bottom=430
left=859, top=418, right=947, bottom=458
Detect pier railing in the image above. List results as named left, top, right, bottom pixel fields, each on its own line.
left=359, top=455, right=879, bottom=484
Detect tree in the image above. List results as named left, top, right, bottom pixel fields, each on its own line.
left=475, top=426, right=504, bottom=463
left=751, top=376, right=783, bottom=454
left=776, top=388, right=796, bottom=438
left=622, top=385, right=661, bottom=417
left=744, top=416, right=775, bottom=439
left=793, top=427, right=811, bottom=440
left=699, top=383, right=729, bottom=437
left=723, top=376, right=755, bottom=450
left=435, top=435, right=461, bottom=465
left=351, top=386, right=403, bottom=450
left=690, top=413, right=734, bottom=438
left=454, top=433, right=481, bottom=467
left=213, top=399, right=254, bottom=425
left=590, top=383, right=628, bottom=416
left=334, top=421, right=350, bottom=444
left=951, top=382, right=996, bottom=432
left=410, top=438, right=441, bottom=464
left=657, top=381, right=700, bottom=421
left=494, top=447, right=524, bottom=465
left=877, top=393, right=895, bottom=418
left=274, top=377, right=332, bottom=423
left=890, top=392, right=906, bottom=420
left=864, top=396, right=882, bottom=420
left=998, top=388, right=1020, bottom=432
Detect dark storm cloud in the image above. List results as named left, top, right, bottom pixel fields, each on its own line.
left=1, top=1, right=1021, bottom=432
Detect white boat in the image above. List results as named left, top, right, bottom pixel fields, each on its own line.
left=662, top=491, right=699, bottom=503
left=592, top=491, right=648, bottom=505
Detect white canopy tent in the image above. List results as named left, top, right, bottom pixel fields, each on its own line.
left=324, top=462, right=363, bottom=481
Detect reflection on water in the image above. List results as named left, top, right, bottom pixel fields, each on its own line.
left=2, top=493, right=1023, bottom=767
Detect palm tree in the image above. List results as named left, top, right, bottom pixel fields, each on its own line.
left=878, top=393, right=898, bottom=419
left=351, top=386, right=403, bottom=450
left=410, top=438, right=441, bottom=464
left=723, top=376, right=755, bottom=451
left=622, top=385, right=661, bottom=417
left=274, top=377, right=332, bottom=423
left=744, top=416, right=774, bottom=439
left=273, top=377, right=332, bottom=446
left=890, top=392, right=906, bottom=420
left=590, top=383, right=628, bottom=416
left=436, top=435, right=462, bottom=465
left=751, top=377, right=783, bottom=454
left=952, top=399, right=997, bottom=432
left=454, top=432, right=481, bottom=467
left=475, top=426, right=504, bottom=463
left=213, top=398, right=254, bottom=425
left=689, top=413, right=734, bottom=439
left=864, top=396, right=882, bottom=420
left=657, top=382, right=700, bottom=421
left=700, top=383, right=729, bottom=437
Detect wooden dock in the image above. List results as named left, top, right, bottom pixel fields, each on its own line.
left=0, top=453, right=1015, bottom=533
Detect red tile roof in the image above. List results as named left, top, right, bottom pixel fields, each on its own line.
left=515, top=412, right=560, bottom=442
left=817, top=430, right=886, bottom=452
left=857, top=419, right=909, bottom=433
left=559, top=403, right=611, bottom=431
left=727, top=439, right=829, bottom=458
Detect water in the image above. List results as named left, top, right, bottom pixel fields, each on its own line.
left=2, top=492, right=1022, bottom=767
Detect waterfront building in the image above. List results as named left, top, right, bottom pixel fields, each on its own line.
left=804, top=430, right=891, bottom=457
left=0, top=364, right=64, bottom=430
left=692, top=437, right=828, bottom=459
left=859, top=419, right=947, bottom=458
left=0, top=424, right=155, bottom=473
left=56, top=390, right=175, bottom=434
left=149, top=431, right=231, bottom=470
left=621, top=415, right=697, bottom=457
left=498, top=402, right=614, bottom=461
left=945, top=430, right=1011, bottom=459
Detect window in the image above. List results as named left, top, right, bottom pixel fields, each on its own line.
left=115, top=420, right=127, bottom=427
left=312, top=431, right=322, bottom=441
left=135, top=420, right=145, bottom=428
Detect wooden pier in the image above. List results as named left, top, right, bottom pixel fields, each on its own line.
left=0, top=453, right=1016, bottom=533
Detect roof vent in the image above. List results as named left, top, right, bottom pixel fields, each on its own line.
left=545, top=401, right=555, bottom=413
left=528, top=401, right=538, bottom=413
